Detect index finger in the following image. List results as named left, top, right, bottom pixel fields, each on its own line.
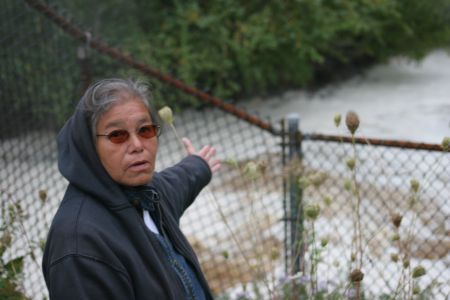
left=182, top=137, right=196, bottom=155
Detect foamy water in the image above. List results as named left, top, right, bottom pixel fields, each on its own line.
left=243, top=50, right=450, bottom=144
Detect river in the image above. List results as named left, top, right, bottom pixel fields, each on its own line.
left=243, top=50, right=450, bottom=144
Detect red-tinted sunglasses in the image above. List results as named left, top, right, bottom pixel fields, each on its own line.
left=96, top=124, right=161, bottom=144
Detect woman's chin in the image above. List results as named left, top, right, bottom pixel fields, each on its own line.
left=120, top=173, right=153, bottom=187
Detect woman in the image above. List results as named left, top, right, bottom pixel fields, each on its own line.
left=42, top=78, right=220, bottom=299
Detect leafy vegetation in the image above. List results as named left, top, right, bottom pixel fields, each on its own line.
left=2, top=0, right=450, bottom=129
left=61, top=0, right=450, bottom=102
left=0, top=195, right=30, bottom=300
left=0, top=188, right=49, bottom=299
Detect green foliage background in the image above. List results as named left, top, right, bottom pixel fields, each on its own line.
left=61, top=0, right=450, bottom=101
left=2, top=0, right=450, bottom=132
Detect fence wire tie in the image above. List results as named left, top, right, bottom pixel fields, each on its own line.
left=85, top=31, right=91, bottom=48
left=77, top=31, right=92, bottom=60
left=84, top=31, right=92, bottom=56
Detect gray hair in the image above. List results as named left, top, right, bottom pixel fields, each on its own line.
left=80, top=78, right=158, bottom=139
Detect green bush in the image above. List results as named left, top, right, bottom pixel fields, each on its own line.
left=3, top=0, right=450, bottom=130
left=57, top=0, right=450, bottom=106
left=130, top=0, right=450, bottom=101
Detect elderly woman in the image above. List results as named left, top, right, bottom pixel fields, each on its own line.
left=42, top=78, right=220, bottom=300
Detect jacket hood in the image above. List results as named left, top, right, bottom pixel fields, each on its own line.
left=57, top=101, right=128, bottom=209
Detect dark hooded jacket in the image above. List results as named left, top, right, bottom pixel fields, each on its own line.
left=42, top=102, right=214, bottom=299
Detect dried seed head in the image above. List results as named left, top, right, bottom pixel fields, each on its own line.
left=158, top=106, right=173, bottom=125
left=221, top=251, right=229, bottom=260
left=323, top=195, right=332, bottom=207
left=412, top=265, right=426, bottom=278
left=223, top=158, right=239, bottom=169
left=344, top=180, right=353, bottom=192
left=390, top=253, right=399, bottom=263
left=39, top=239, right=46, bottom=252
left=271, top=248, right=280, bottom=261
left=258, top=160, right=268, bottom=175
left=346, top=158, right=356, bottom=171
left=345, top=111, right=360, bottom=134
left=391, top=213, right=403, bottom=228
left=39, top=190, right=47, bottom=203
left=349, top=269, right=364, bottom=282
left=334, top=113, right=342, bottom=127
left=1, top=231, right=12, bottom=250
left=402, top=258, right=410, bottom=269
left=309, top=171, right=327, bottom=187
left=298, top=176, right=310, bottom=189
left=391, top=233, right=400, bottom=242
left=243, top=161, right=261, bottom=180
left=408, top=195, right=417, bottom=208
left=8, top=203, right=16, bottom=221
left=16, top=203, right=25, bottom=217
left=304, top=203, right=321, bottom=221
left=282, top=156, right=304, bottom=178
left=442, top=137, right=450, bottom=151
left=410, top=179, right=420, bottom=193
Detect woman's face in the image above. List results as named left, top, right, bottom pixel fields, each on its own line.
left=95, top=98, right=158, bottom=187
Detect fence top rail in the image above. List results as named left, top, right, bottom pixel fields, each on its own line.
left=303, top=133, right=446, bottom=152
left=23, top=0, right=280, bottom=136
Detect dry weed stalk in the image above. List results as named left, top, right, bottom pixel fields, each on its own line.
left=159, top=106, right=282, bottom=298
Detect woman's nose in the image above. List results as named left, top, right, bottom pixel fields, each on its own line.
left=128, top=133, right=144, bottom=152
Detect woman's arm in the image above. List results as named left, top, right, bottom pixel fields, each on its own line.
left=46, top=255, right=133, bottom=300
left=154, top=138, right=220, bottom=220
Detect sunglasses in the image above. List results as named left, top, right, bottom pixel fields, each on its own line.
left=96, top=124, right=161, bottom=144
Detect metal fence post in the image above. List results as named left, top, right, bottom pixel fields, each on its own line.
left=77, top=37, right=92, bottom=97
left=286, top=113, right=303, bottom=275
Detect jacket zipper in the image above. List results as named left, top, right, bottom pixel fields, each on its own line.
left=154, top=202, right=197, bottom=299
left=155, top=202, right=168, bottom=238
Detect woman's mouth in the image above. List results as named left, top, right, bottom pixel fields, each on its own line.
left=128, top=161, right=150, bottom=172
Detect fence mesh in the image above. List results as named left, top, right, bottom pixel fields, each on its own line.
left=1, top=1, right=79, bottom=299
left=1, top=0, right=448, bottom=299
left=296, top=139, right=449, bottom=298
left=1, top=1, right=283, bottom=299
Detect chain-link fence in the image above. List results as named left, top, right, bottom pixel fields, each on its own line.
left=287, top=136, right=450, bottom=299
left=1, top=0, right=449, bottom=299
left=1, top=1, right=81, bottom=299
left=1, top=1, right=283, bottom=299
